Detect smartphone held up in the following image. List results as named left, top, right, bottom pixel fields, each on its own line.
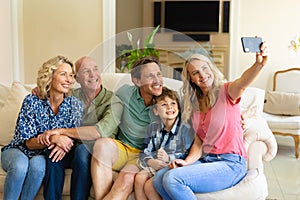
left=241, top=37, right=263, bottom=53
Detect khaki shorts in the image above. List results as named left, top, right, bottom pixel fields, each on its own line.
left=112, top=140, right=141, bottom=171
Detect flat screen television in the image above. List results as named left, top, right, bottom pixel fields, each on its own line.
left=156, top=1, right=220, bottom=33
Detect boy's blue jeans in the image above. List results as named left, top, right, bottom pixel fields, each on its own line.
left=1, top=148, right=45, bottom=200
left=43, top=143, right=93, bottom=200
left=153, top=154, right=246, bottom=200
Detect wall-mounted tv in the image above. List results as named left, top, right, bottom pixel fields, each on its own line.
left=155, top=1, right=220, bottom=33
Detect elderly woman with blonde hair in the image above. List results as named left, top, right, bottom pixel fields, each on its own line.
left=1, top=55, right=83, bottom=200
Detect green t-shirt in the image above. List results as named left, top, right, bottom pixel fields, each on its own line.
left=115, top=84, right=156, bottom=150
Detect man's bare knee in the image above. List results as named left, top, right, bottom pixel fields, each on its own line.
left=93, top=138, right=111, bottom=154
left=93, top=138, right=117, bottom=164
left=118, top=171, right=136, bottom=186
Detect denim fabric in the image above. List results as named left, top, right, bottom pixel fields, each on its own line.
left=1, top=148, right=45, bottom=200
left=153, top=154, right=246, bottom=200
left=43, top=143, right=93, bottom=200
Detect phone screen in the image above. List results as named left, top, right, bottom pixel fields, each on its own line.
left=241, top=37, right=262, bottom=53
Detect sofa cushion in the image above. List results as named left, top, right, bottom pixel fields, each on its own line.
left=0, top=83, right=11, bottom=110
left=240, top=87, right=265, bottom=118
left=239, top=87, right=265, bottom=131
left=0, top=82, right=33, bottom=146
left=262, top=112, right=300, bottom=131
left=263, top=90, right=300, bottom=116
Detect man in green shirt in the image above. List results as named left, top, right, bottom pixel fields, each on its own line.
left=39, top=56, right=122, bottom=200
left=91, top=56, right=163, bottom=200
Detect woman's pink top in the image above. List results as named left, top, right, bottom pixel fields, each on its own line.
left=191, top=82, right=247, bottom=158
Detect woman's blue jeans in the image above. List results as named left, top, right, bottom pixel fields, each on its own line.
left=1, top=148, right=46, bottom=200
left=153, top=154, right=246, bottom=200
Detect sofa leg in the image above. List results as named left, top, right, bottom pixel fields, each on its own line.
left=273, top=132, right=300, bottom=159
left=292, top=135, right=300, bottom=158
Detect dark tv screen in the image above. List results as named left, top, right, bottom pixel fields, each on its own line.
left=164, top=1, right=220, bottom=32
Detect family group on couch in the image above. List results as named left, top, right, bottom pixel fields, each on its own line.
left=1, top=40, right=269, bottom=200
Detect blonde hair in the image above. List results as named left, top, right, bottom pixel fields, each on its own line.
left=37, top=55, right=74, bottom=99
left=181, top=54, right=226, bottom=122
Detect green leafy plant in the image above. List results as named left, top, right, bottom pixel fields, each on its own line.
left=117, top=25, right=160, bottom=72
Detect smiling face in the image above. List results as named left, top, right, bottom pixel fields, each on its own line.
left=153, top=96, right=179, bottom=122
left=133, top=62, right=163, bottom=101
left=187, top=59, right=214, bottom=93
left=75, top=57, right=101, bottom=93
left=50, top=63, right=74, bottom=95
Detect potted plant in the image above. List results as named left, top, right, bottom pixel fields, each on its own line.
left=116, top=25, right=160, bottom=73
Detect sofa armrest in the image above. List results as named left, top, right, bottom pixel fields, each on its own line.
left=243, top=117, right=277, bottom=170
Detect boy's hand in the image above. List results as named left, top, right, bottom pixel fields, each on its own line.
left=157, top=148, right=169, bottom=163
left=147, top=158, right=168, bottom=171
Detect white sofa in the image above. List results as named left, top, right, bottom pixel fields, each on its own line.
left=0, top=73, right=277, bottom=199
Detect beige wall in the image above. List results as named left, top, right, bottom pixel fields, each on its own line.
left=23, top=0, right=103, bottom=83
left=232, top=0, right=300, bottom=90
left=0, top=0, right=14, bottom=84
left=2, top=0, right=300, bottom=90
left=116, top=0, right=142, bottom=33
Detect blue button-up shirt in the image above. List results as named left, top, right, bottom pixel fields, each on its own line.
left=139, top=117, right=195, bottom=164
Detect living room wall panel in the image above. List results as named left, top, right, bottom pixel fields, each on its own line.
left=0, top=0, right=14, bottom=84
left=23, top=0, right=103, bottom=83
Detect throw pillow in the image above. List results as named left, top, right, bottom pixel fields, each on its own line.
left=240, top=87, right=265, bottom=116
left=240, top=87, right=265, bottom=130
left=0, top=82, right=11, bottom=110
left=263, top=90, right=300, bottom=116
left=0, top=82, right=31, bottom=145
left=242, top=105, right=258, bottom=120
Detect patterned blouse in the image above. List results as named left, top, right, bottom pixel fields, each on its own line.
left=1, top=94, right=83, bottom=158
